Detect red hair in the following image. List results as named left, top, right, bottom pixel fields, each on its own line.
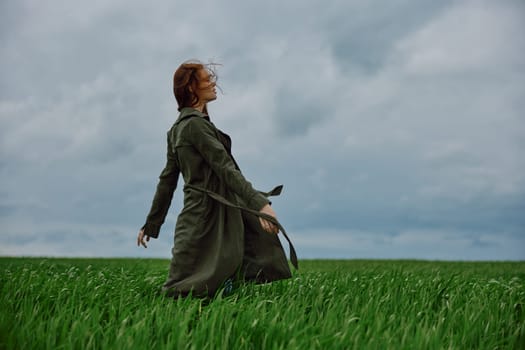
left=173, top=60, right=218, bottom=112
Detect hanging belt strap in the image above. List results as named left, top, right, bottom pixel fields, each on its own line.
left=185, top=184, right=298, bottom=269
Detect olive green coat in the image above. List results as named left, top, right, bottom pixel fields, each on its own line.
left=142, top=107, right=296, bottom=297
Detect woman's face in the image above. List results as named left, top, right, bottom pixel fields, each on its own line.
left=194, top=68, right=217, bottom=105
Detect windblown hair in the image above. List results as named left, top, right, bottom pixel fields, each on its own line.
left=173, top=60, right=219, bottom=112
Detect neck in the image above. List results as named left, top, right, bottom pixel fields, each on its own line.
left=192, top=103, right=208, bottom=115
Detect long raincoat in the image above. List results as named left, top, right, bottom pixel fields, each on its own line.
left=142, top=107, right=297, bottom=297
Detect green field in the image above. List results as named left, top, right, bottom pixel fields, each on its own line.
left=1, top=258, right=524, bottom=349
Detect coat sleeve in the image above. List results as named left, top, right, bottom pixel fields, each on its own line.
left=185, top=117, right=269, bottom=211
left=142, top=132, right=180, bottom=238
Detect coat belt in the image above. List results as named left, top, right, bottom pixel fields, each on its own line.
left=185, top=184, right=298, bottom=269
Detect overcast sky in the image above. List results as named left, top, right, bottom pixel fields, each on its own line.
left=1, top=0, right=524, bottom=260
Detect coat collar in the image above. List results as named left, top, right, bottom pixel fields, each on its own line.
left=175, top=107, right=210, bottom=124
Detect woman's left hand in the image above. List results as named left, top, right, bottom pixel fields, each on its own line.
left=259, top=204, right=280, bottom=234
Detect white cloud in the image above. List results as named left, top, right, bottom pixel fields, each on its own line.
left=2, top=0, right=524, bottom=260
left=393, top=0, right=525, bottom=75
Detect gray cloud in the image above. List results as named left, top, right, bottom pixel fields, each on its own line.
left=321, top=0, right=456, bottom=73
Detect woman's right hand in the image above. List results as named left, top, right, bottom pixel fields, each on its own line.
left=137, top=228, right=150, bottom=248
left=259, top=204, right=279, bottom=234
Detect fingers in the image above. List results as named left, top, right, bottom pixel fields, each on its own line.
left=259, top=204, right=279, bottom=234
left=259, top=217, right=268, bottom=232
left=137, top=229, right=148, bottom=248
left=259, top=218, right=279, bottom=234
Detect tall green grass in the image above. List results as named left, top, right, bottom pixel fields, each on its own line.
left=1, top=258, right=523, bottom=349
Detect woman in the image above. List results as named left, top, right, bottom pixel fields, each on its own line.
left=137, top=60, right=297, bottom=298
